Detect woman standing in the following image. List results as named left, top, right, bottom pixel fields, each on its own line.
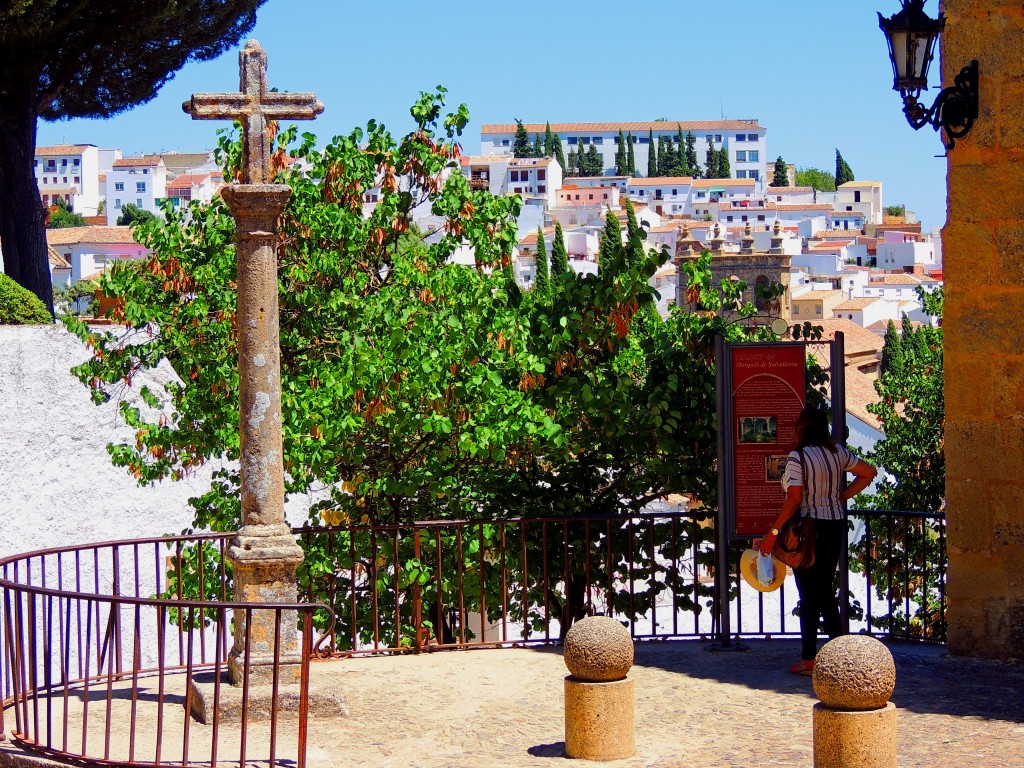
left=759, top=406, right=877, bottom=675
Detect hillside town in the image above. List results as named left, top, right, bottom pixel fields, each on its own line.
left=25, top=119, right=940, bottom=452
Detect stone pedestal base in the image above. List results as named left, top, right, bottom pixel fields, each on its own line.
left=813, top=702, right=896, bottom=768
left=564, top=676, right=634, bottom=761
left=188, top=671, right=348, bottom=724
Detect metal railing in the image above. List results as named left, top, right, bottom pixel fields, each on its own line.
left=1, top=508, right=945, bottom=766
left=0, top=534, right=320, bottom=768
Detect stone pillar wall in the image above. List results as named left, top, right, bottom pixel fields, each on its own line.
left=944, top=0, right=1024, bottom=658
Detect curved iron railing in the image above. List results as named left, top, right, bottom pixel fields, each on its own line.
left=0, top=533, right=323, bottom=768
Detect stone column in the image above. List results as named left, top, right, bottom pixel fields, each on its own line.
left=222, top=184, right=304, bottom=686
left=943, top=0, right=1024, bottom=659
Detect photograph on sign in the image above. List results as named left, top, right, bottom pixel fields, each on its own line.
left=738, top=416, right=777, bottom=444
left=765, top=454, right=789, bottom=482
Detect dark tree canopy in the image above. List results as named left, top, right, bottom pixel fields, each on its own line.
left=773, top=156, right=789, bottom=187
left=0, top=0, right=268, bottom=314
left=835, top=148, right=855, bottom=186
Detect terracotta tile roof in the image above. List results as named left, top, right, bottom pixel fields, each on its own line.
left=868, top=274, right=922, bottom=286
left=692, top=178, right=756, bottom=188
left=648, top=225, right=681, bottom=233
left=167, top=173, right=214, bottom=190
left=628, top=176, right=694, bottom=187
left=842, top=367, right=882, bottom=428
left=48, top=247, right=70, bottom=269
left=775, top=203, right=833, bottom=211
left=834, top=297, right=882, bottom=311
left=767, top=186, right=814, bottom=194
left=459, top=154, right=513, bottom=166
left=36, top=144, right=94, bottom=156
left=98, top=173, right=107, bottom=183
left=838, top=180, right=881, bottom=188
left=82, top=215, right=107, bottom=226
left=113, top=156, right=163, bottom=168
left=814, top=230, right=861, bottom=240
left=811, top=319, right=884, bottom=356
left=481, top=120, right=764, bottom=134
left=793, top=289, right=843, bottom=302
left=518, top=226, right=557, bottom=246
left=509, top=156, right=555, bottom=168
left=46, top=226, right=141, bottom=246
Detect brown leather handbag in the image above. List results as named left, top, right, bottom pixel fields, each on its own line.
left=772, top=449, right=816, bottom=570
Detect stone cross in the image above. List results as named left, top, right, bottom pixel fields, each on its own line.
left=183, top=39, right=323, bottom=184
left=183, top=40, right=322, bottom=687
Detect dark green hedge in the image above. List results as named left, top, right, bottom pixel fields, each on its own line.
left=0, top=274, right=52, bottom=324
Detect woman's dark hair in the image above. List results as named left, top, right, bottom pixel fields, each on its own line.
left=795, top=406, right=836, bottom=451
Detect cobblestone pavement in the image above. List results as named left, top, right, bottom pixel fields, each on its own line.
left=3, top=639, right=1023, bottom=768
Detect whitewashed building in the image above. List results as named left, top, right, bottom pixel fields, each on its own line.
left=836, top=181, right=883, bottom=225
left=35, top=144, right=111, bottom=215
left=46, top=226, right=148, bottom=283
left=875, top=231, right=938, bottom=271
left=105, top=156, right=168, bottom=225
left=479, top=120, right=766, bottom=180
left=625, top=177, right=693, bottom=216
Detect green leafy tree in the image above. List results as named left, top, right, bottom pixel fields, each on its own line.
left=117, top=203, right=158, bottom=227
left=835, top=149, right=855, bottom=186
left=565, top=147, right=577, bottom=178
left=646, top=131, right=657, bottom=177
left=47, top=198, right=86, bottom=228
left=685, top=132, right=699, bottom=179
left=550, top=222, right=568, bottom=278
left=533, top=227, right=550, bottom=298
left=705, top=137, right=719, bottom=179
left=885, top=204, right=906, bottom=218
left=615, top=130, right=628, bottom=176
left=772, top=156, right=789, bottom=187
left=852, top=289, right=944, bottom=638
left=795, top=167, right=837, bottom=192
left=626, top=133, right=636, bottom=177
left=544, top=121, right=554, bottom=157
left=655, top=135, right=668, bottom=176
left=533, top=134, right=543, bottom=158
left=0, top=273, right=52, bottom=324
left=512, top=119, right=532, bottom=158
left=717, top=146, right=731, bottom=178
left=0, top=0, right=267, bottom=317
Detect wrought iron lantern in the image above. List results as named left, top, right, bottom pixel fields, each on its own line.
left=878, top=0, right=978, bottom=150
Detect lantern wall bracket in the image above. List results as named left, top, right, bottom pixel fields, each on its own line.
left=902, top=60, right=979, bottom=151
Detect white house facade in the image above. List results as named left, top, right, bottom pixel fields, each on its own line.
left=105, top=156, right=168, bottom=225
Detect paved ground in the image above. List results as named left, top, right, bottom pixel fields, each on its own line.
left=3, top=639, right=1024, bottom=768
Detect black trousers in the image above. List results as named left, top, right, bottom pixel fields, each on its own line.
left=792, top=518, right=845, bottom=660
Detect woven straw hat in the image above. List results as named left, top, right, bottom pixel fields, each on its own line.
left=740, top=548, right=787, bottom=593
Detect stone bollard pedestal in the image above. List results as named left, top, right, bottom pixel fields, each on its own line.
left=812, top=636, right=897, bottom=768
left=564, top=677, right=634, bottom=760
left=562, top=616, right=635, bottom=761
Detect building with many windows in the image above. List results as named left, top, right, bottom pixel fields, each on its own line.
left=34, top=144, right=119, bottom=216
left=479, top=121, right=766, bottom=181
left=105, top=156, right=168, bottom=225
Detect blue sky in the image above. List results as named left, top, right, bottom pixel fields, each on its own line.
left=37, top=0, right=949, bottom=231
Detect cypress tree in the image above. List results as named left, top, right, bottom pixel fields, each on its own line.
left=676, top=125, right=689, bottom=176
left=647, top=130, right=657, bottom=177
left=658, top=135, right=671, bottom=176
left=773, top=156, right=789, bottom=187
left=615, top=130, right=628, bottom=176
left=566, top=147, right=577, bottom=178
left=880, top=319, right=904, bottom=377
left=585, top=144, right=602, bottom=177
left=717, top=146, right=731, bottom=178
left=705, top=137, right=718, bottom=179
left=544, top=121, right=555, bottom=156
left=533, top=135, right=544, bottom=158
left=685, top=132, right=700, bottom=178
left=599, top=208, right=623, bottom=273
left=835, top=148, right=855, bottom=186
left=901, top=313, right=917, bottom=360
left=512, top=119, right=532, bottom=158
left=534, top=227, right=550, bottom=298
left=626, top=134, right=636, bottom=176
left=622, top=198, right=645, bottom=266
left=550, top=222, right=568, bottom=278
left=552, top=133, right=566, bottom=172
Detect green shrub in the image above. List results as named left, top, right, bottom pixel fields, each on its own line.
left=0, top=274, right=52, bottom=324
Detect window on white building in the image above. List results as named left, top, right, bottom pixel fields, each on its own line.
left=715, top=134, right=722, bottom=142
left=737, top=171, right=746, bottom=178
left=750, top=170, right=759, bottom=180
left=538, top=185, right=546, bottom=193
left=580, top=137, right=590, bottom=144
left=538, top=169, right=545, bottom=180
left=502, top=139, right=510, bottom=146
left=73, top=159, right=80, bottom=166
left=115, top=182, right=124, bottom=191
left=567, top=137, right=578, bottom=145
left=114, top=198, right=122, bottom=209
left=747, top=133, right=757, bottom=142
left=592, top=137, right=602, bottom=144
left=136, top=182, right=146, bottom=192
left=735, top=134, right=746, bottom=142
left=638, top=136, right=649, bottom=144
left=736, top=151, right=747, bottom=162
left=748, top=150, right=759, bottom=162
left=61, top=159, right=67, bottom=166
left=137, top=198, right=143, bottom=206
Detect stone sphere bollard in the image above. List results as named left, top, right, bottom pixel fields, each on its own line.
left=812, top=636, right=897, bottom=768
left=563, top=617, right=635, bottom=761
